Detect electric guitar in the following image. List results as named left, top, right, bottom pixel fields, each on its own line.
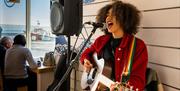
left=81, top=53, right=138, bottom=91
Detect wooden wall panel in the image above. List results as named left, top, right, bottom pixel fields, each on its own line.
left=83, top=2, right=111, bottom=16
left=137, top=29, right=180, bottom=48
left=88, top=0, right=109, bottom=3
left=147, top=46, right=180, bottom=68
left=123, top=0, right=180, bottom=10
left=148, top=63, right=180, bottom=90
left=71, top=28, right=104, bottom=48
left=142, top=9, right=180, bottom=27
left=70, top=70, right=83, bottom=91
left=163, top=85, right=180, bottom=91
left=83, top=16, right=96, bottom=23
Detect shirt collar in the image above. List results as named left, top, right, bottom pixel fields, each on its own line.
left=119, top=33, right=133, bottom=49
left=103, top=33, right=133, bottom=49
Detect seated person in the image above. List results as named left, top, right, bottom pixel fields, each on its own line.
left=0, top=36, right=13, bottom=75
left=4, top=34, right=38, bottom=91
left=0, top=36, right=13, bottom=90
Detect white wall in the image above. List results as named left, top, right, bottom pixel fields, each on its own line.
left=71, top=0, right=180, bottom=91
left=124, top=0, right=180, bottom=91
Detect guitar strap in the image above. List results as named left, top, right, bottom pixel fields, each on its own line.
left=122, top=36, right=136, bottom=83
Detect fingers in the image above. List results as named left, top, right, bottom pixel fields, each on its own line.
left=83, top=59, right=93, bottom=72
left=110, top=82, right=121, bottom=91
left=110, top=83, right=116, bottom=91
left=84, top=59, right=93, bottom=67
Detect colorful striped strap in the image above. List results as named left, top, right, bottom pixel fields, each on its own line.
left=122, top=36, right=136, bottom=83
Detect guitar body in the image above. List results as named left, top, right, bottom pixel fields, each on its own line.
left=81, top=53, right=137, bottom=91
left=81, top=53, right=105, bottom=90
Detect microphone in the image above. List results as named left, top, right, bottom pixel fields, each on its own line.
left=84, top=21, right=106, bottom=29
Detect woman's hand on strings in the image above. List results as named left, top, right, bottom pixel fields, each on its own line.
left=83, top=59, right=93, bottom=73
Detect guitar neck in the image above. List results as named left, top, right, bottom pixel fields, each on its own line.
left=91, top=74, right=114, bottom=91
left=98, top=74, right=114, bottom=88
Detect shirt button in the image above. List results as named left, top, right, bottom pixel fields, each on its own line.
left=117, top=58, right=120, bottom=61
left=118, top=48, right=121, bottom=51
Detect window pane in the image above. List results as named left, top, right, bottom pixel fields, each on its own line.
left=0, top=0, right=26, bottom=38
left=31, top=0, right=55, bottom=57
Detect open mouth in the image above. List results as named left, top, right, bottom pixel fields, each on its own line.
left=107, top=21, right=113, bottom=29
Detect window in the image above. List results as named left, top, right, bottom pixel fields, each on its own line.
left=30, top=0, right=55, bottom=57
left=0, top=0, right=56, bottom=57
left=0, top=0, right=26, bottom=39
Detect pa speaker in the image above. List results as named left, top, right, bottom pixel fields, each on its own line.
left=50, top=0, right=82, bottom=36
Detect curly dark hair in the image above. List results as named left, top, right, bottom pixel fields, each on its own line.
left=13, top=34, right=26, bottom=46
left=96, top=1, right=141, bottom=35
left=112, top=1, right=141, bottom=34
left=96, top=4, right=112, bottom=34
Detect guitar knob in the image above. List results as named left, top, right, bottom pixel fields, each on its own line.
left=87, top=79, right=94, bottom=84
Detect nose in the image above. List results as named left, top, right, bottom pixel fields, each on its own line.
left=106, top=16, right=111, bottom=23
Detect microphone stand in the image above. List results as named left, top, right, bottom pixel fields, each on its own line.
left=53, top=26, right=99, bottom=91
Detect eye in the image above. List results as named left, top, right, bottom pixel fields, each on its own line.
left=106, top=13, right=110, bottom=17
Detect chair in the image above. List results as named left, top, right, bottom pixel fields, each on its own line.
left=145, top=67, right=164, bottom=91
left=17, top=85, right=28, bottom=91
left=0, top=71, right=3, bottom=91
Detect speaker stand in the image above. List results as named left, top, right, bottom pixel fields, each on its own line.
left=53, top=26, right=98, bottom=91
left=66, top=35, right=71, bottom=91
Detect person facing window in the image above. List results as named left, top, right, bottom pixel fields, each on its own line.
left=4, top=34, right=38, bottom=91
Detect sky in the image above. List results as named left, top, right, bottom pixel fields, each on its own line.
left=31, top=0, right=50, bottom=26
left=0, top=0, right=50, bottom=26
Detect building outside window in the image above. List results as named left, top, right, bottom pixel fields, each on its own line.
left=30, top=0, right=55, bottom=57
